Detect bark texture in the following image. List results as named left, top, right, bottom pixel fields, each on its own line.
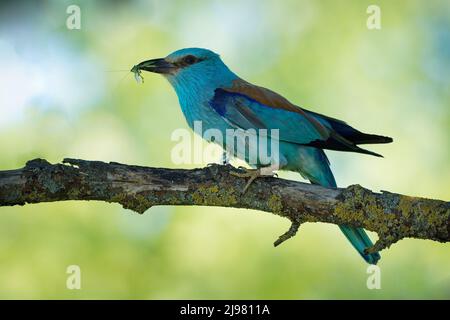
left=0, top=158, right=449, bottom=252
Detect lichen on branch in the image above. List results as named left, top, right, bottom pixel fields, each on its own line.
left=0, top=158, right=448, bottom=253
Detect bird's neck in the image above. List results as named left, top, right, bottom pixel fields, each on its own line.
left=166, top=66, right=237, bottom=126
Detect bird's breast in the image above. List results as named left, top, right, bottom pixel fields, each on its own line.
left=177, top=90, right=230, bottom=133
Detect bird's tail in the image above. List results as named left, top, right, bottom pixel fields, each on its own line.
left=309, top=150, right=381, bottom=265
left=338, top=226, right=380, bottom=265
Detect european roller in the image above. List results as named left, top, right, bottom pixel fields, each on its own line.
left=132, top=48, right=393, bottom=265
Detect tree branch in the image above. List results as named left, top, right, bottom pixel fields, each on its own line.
left=0, top=158, right=449, bottom=252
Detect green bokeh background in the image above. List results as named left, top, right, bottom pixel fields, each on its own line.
left=0, top=0, right=449, bottom=299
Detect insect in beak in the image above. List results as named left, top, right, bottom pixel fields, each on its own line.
left=131, top=58, right=176, bottom=83
left=131, top=66, right=144, bottom=83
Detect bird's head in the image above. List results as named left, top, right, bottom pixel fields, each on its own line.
left=132, top=48, right=236, bottom=92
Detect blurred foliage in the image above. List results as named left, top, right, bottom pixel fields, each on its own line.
left=0, top=0, right=449, bottom=299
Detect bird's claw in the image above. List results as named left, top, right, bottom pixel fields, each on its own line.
left=230, top=167, right=275, bottom=194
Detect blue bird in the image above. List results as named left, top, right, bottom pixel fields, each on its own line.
left=133, top=48, right=393, bottom=264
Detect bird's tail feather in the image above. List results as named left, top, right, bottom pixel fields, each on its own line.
left=309, top=152, right=381, bottom=265
left=339, top=225, right=380, bottom=265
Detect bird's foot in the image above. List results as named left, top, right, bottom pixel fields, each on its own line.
left=206, top=151, right=229, bottom=167
left=221, top=151, right=230, bottom=165
left=230, top=166, right=277, bottom=194
left=206, top=162, right=218, bottom=167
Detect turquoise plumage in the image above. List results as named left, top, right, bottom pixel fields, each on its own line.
left=134, top=48, right=392, bottom=264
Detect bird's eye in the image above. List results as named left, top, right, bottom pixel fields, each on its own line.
left=183, top=55, right=197, bottom=65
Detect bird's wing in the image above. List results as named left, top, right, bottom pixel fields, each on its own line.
left=209, top=79, right=330, bottom=145
left=303, top=108, right=393, bottom=145
left=209, top=79, right=383, bottom=156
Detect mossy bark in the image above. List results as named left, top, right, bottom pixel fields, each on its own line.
left=0, top=158, right=449, bottom=252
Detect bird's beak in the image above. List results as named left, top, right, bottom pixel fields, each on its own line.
left=131, top=58, right=176, bottom=74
